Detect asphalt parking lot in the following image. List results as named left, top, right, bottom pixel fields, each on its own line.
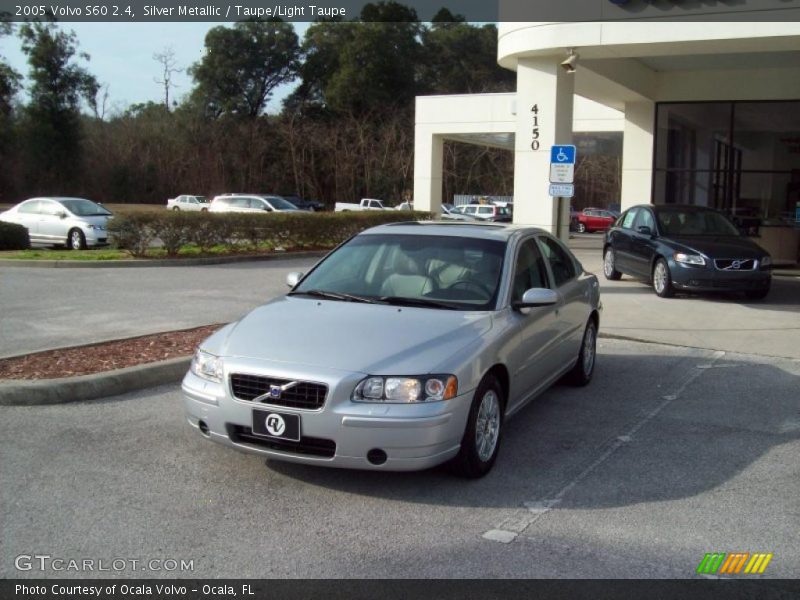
left=2, top=234, right=798, bottom=579
left=0, top=256, right=318, bottom=358
left=1, top=338, right=797, bottom=578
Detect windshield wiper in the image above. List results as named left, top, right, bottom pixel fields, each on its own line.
left=379, top=296, right=460, bottom=310
left=289, top=289, right=383, bottom=304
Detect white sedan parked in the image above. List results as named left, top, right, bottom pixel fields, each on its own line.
left=0, top=197, right=112, bottom=250
left=167, top=195, right=209, bottom=211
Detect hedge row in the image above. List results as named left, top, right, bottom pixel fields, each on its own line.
left=107, top=211, right=435, bottom=257
left=0, top=222, right=31, bottom=251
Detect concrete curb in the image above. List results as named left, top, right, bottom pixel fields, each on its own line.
left=0, top=357, right=190, bottom=406
left=0, top=250, right=328, bottom=269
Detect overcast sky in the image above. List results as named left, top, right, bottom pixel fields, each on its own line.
left=0, top=22, right=310, bottom=114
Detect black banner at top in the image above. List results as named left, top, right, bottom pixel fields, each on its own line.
left=1, top=0, right=800, bottom=22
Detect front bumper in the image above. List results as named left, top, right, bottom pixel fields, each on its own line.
left=669, top=260, right=770, bottom=292
left=84, top=229, right=109, bottom=247
left=181, top=366, right=473, bottom=472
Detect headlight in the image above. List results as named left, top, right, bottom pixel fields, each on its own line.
left=84, top=224, right=105, bottom=230
left=761, top=256, right=772, bottom=268
left=353, top=375, right=458, bottom=403
left=191, top=349, right=223, bottom=383
left=674, top=252, right=705, bottom=266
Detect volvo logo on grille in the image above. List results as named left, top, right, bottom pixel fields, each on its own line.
left=265, top=414, right=286, bottom=436
left=252, top=380, right=299, bottom=404
left=731, top=260, right=742, bottom=270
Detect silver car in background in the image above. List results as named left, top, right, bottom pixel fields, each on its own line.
left=209, top=194, right=301, bottom=213
left=0, top=197, right=112, bottom=250
left=183, top=222, right=601, bottom=477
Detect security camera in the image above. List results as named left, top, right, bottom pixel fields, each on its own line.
left=561, top=49, right=579, bottom=73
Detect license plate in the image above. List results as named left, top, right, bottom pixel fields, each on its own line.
left=251, top=410, right=301, bottom=442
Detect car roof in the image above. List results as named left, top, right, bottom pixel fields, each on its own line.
left=363, top=221, right=548, bottom=242
left=25, top=197, right=92, bottom=203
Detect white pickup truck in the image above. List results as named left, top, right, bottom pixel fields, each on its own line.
left=334, top=198, right=387, bottom=212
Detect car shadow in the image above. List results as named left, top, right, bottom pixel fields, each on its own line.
left=266, top=350, right=799, bottom=511
left=600, top=274, right=800, bottom=313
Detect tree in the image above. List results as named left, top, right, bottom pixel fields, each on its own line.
left=153, top=46, right=182, bottom=111
left=18, top=22, right=99, bottom=192
left=0, top=16, right=20, bottom=117
left=420, top=22, right=515, bottom=94
left=289, top=3, right=422, bottom=115
left=0, top=16, right=21, bottom=200
left=189, top=19, right=299, bottom=118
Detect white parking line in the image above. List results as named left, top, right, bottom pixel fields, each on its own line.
left=483, top=350, right=726, bottom=543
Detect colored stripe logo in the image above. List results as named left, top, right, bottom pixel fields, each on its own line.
left=697, top=552, right=773, bottom=575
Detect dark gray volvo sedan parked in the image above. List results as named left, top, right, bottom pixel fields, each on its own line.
left=603, top=204, right=772, bottom=299
left=183, top=222, right=601, bottom=477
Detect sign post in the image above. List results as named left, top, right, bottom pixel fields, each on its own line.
left=549, top=145, right=576, bottom=242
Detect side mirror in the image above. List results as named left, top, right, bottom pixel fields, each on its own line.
left=512, top=288, right=559, bottom=311
left=636, top=225, right=653, bottom=236
left=286, top=272, right=304, bottom=288
left=58, top=211, right=67, bottom=219
left=264, top=206, right=273, bottom=212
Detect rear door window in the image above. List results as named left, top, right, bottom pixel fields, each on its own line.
left=18, top=201, right=41, bottom=214
left=538, top=235, right=577, bottom=288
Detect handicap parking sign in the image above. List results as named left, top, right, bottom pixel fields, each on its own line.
left=550, top=145, right=576, bottom=164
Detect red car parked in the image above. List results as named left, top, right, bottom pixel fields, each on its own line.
left=574, top=208, right=617, bottom=233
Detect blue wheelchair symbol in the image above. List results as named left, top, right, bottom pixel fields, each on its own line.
left=550, top=145, right=576, bottom=164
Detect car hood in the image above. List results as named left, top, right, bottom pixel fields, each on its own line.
left=661, top=235, right=767, bottom=258
left=217, top=296, right=493, bottom=375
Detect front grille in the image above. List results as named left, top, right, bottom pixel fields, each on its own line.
left=228, top=425, right=336, bottom=458
left=687, top=279, right=764, bottom=289
left=230, top=373, right=327, bottom=410
left=714, top=258, right=756, bottom=271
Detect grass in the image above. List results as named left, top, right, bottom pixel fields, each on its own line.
left=1, top=248, right=133, bottom=260
left=0, top=242, right=310, bottom=261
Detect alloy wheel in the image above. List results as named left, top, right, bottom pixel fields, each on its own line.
left=475, top=390, right=501, bottom=462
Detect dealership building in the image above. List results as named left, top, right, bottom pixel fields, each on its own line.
left=413, top=14, right=800, bottom=262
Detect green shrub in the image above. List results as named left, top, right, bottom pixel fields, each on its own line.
left=0, top=222, right=31, bottom=251
left=106, top=210, right=434, bottom=257
left=151, top=211, right=191, bottom=256
left=108, top=213, right=158, bottom=257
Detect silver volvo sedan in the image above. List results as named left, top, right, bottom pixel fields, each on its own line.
left=183, top=222, right=601, bottom=477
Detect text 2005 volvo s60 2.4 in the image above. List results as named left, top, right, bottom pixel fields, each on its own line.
left=183, top=222, right=601, bottom=477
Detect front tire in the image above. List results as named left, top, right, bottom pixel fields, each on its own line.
left=451, top=375, right=504, bottom=478
left=172, top=206, right=180, bottom=211
left=652, top=258, right=675, bottom=298
left=603, top=247, right=622, bottom=280
left=577, top=222, right=586, bottom=233
left=67, top=228, right=86, bottom=250
left=565, top=319, right=597, bottom=386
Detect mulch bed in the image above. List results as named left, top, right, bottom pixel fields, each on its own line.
left=0, top=324, right=223, bottom=380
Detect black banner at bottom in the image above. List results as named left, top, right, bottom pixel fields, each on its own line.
left=3, top=580, right=800, bottom=600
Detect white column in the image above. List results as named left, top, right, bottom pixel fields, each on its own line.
left=621, top=100, right=655, bottom=210
left=413, top=129, right=443, bottom=214
left=513, top=58, right=574, bottom=240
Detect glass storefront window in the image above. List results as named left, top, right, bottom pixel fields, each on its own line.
left=654, top=101, right=800, bottom=221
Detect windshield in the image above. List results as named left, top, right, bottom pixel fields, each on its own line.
left=58, top=199, right=111, bottom=216
left=196, top=196, right=208, bottom=203
left=267, top=196, right=299, bottom=210
left=657, top=208, right=740, bottom=236
left=294, top=233, right=506, bottom=310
